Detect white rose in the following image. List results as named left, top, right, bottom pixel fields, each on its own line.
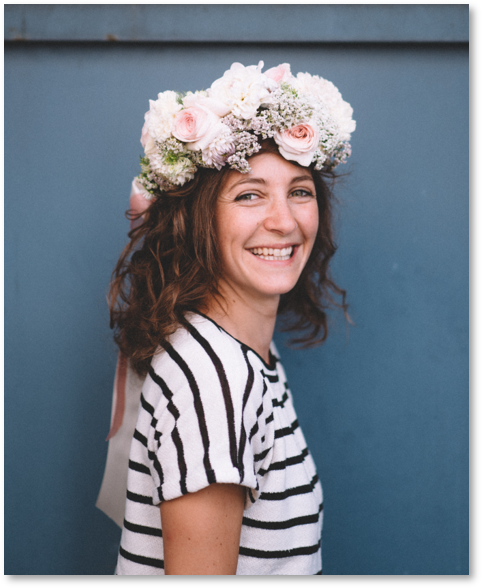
left=208, top=61, right=277, bottom=120
left=146, top=90, right=182, bottom=142
left=183, top=91, right=231, bottom=117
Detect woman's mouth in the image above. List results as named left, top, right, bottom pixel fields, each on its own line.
left=249, top=246, right=294, bottom=261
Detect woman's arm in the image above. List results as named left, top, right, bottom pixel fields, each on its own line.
left=160, top=483, right=246, bottom=575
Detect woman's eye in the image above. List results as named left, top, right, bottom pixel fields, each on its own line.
left=234, top=190, right=314, bottom=202
left=291, top=189, right=314, bottom=198
left=235, top=193, right=258, bottom=202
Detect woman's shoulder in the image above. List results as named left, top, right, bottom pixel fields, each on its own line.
left=149, top=312, right=266, bottom=405
left=152, top=312, right=247, bottom=368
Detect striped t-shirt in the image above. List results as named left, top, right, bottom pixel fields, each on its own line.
left=115, top=313, right=323, bottom=575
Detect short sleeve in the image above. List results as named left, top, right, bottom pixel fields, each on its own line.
left=143, top=319, right=275, bottom=508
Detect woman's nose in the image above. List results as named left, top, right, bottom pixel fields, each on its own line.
left=263, top=197, right=298, bottom=235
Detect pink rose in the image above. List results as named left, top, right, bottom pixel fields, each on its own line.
left=264, top=63, right=292, bottom=84
left=273, top=123, right=319, bottom=167
left=172, top=105, right=224, bottom=151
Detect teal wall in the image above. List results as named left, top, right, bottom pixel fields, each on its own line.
left=4, top=5, right=469, bottom=575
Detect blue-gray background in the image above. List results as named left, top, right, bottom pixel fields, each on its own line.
left=4, top=5, right=469, bottom=576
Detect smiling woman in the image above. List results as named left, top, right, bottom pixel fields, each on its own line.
left=208, top=151, right=320, bottom=362
left=100, top=61, right=355, bottom=575
left=109, top=140, right=345, bottom=377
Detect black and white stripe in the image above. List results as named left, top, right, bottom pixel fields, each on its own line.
left=115, top=313, right=323, bottom=576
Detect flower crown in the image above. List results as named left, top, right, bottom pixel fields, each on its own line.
left=136, top=61, right=355, bottom=198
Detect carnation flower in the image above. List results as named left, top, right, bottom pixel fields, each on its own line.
left=154, top=156, right=197, bottom=186
left=201, top=125, right=235, bottom=170
left=145, top=90, right=183, bottom=143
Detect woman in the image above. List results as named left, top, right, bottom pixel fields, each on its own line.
left=103, top=61, right=355, bottom=575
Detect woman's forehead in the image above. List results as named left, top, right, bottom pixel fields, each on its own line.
left=222, top=152, right=314, bottom=190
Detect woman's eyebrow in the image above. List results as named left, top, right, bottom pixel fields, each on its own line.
left=290, top=175, right=315, bottom=184
left=229, top=174, right=314, bottom=190
left=229, top=177, right=266, bottom=189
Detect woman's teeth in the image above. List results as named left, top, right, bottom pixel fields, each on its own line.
left=250, top=246, right=293, bottom=261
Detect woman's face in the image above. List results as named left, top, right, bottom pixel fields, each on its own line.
left=214, top=151, right=319, bottom=306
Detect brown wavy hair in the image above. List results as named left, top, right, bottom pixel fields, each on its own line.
left=109, top=141, right=348, bottom=375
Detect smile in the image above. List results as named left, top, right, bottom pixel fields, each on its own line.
left=249, top=246, right=294, bottom=261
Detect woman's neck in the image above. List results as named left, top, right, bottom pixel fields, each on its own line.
left=201, top=287, right=279, bottom=364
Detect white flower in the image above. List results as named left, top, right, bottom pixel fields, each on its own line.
left=183, top=91, right=231, bottom=117
left=150, top=156, right=197, bottom=186
left=264, top=63, right=293, bottom=85
left=131, top=177, right=154, bottom=202
left=201, top=126, right=235, bottom=170
left=208, top=61, right=277, bottom=120
left=294, top=72, right=356, bottom=141
left=169, top=160, right=197, bottom=185
left=146, top=90, right=182, bottom=143
left=146, top=150, right=167, bottom=176
left=142, top=131, right=158, bottom=161
left=136, top=63, right=355, bottom=189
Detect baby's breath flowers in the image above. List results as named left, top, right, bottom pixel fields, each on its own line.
left=136, top=61, right=355, bottom=196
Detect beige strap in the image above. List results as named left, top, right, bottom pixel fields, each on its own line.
left=96, top=356, right=145, bottom=528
